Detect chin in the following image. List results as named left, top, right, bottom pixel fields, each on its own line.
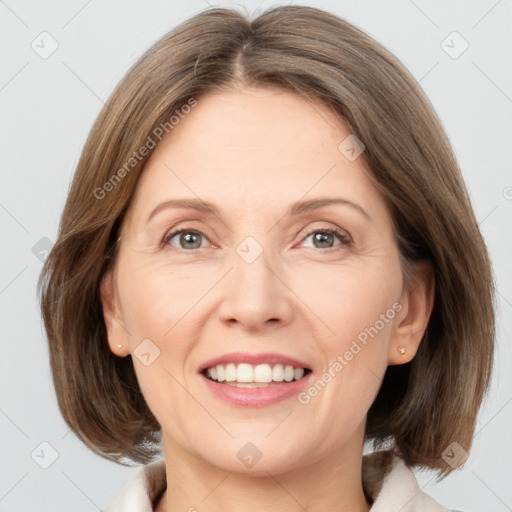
left=188, top=430, right=317, bottom=476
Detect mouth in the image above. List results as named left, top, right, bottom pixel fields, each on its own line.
left=202, top=363, right=311, bottom=387
left=198, top=352, right=313, bottom=406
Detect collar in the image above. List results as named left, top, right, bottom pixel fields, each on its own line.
left=104, top=450, right=449, bottom=511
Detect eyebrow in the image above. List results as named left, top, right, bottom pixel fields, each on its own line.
left=146, top=197, right=370, bottom=224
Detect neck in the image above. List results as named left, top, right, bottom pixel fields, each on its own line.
left=157, top=430, right=371, bottom=512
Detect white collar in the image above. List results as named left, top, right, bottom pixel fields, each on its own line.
left=104, top=450, right=449, bottom=511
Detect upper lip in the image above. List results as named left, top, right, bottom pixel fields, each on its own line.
left=199, top=352, right=311, bottom=373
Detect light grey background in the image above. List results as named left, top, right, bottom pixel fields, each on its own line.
left=1, top=0, right=511, bottom=510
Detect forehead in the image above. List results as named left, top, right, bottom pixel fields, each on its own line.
left=153, top=86, right=351, bottom=168
left=125, top=86, right=388, bottom=224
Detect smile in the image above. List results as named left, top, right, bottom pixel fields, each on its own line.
left=199, top=352, right=313, bottom=406
left=204, top=363, right=308, bottom=386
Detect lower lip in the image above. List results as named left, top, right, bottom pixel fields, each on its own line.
left=200, top=373, right=312, bottom=407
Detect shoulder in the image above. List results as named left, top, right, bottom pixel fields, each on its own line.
left=363, top=450, right=459, bottom=511
left=103, top=459, right=166, bottom=512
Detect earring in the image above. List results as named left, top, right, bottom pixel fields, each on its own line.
left=117, top=344, right=122, bottom=349
left=397, top=346, right=407, bottom=356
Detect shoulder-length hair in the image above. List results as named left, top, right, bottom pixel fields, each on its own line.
left=38, top=5, right=495, bottom=474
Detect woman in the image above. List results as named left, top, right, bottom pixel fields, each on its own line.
left=38, top=5, right=495, bottom=511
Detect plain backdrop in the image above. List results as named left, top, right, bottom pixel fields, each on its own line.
left=1, top=0, right=511, bottom=510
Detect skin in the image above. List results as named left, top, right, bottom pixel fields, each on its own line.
left=101, top=86, right=434, bottom=512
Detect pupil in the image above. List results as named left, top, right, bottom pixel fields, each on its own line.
left=314, top=232, right=333, bottom=248
left=181, top=232, right=201, bottom=249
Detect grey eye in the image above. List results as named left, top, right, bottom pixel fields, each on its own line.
left=301, top=228, right=347, bottom=249
left=167, top=230, right=208, bottom=250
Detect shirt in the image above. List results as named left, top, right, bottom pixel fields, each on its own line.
left=104, top=450, right=457, bottom=511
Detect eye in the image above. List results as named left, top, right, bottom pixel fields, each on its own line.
left=299, top=227, right=350, bottom=250
left=162, top=225, right=351, bottom=252
left=163, top=228, right=210, bottom=251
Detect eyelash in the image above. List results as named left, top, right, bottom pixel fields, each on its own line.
left=162, top=225, right=351, bottom=253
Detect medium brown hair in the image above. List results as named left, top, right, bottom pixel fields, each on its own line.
left=38, top=5, right=495, bottom=474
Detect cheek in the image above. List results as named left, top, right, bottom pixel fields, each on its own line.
left=295, top=256, right=402, bottom=416
left=117, top=261, right=201, bottom=438
left=115, top=258, right=213, bottom=409
left=118, top=260, right=196, bottom=342
left=294, top=256, right=403, bottom=346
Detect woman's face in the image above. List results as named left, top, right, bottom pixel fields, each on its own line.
left=103, top=86, right=415, bottom=475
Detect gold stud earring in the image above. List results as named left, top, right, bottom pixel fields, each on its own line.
left=397, top=346, right=407, bottom=356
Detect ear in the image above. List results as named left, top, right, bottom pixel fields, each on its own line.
left=100, top=270, right=130, bottom=357
left=388, top=261, right=435, bottom=365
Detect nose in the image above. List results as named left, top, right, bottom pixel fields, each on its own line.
left=217, top=238, right=295, bottom=332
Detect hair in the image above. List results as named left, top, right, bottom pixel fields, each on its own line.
left=38, top=4, right=495, bottom=475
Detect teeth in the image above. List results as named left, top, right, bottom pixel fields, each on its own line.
left=216, top=365, right=225, bottom=382
left=254, top=364, right=272, bottom=383
left=237, top=363, right=253, bottom=382
left=294, top=368, right=305, bottom=380
left=225, top=363, right=237, bottom=382
left=284, top=365, right=294, bottom=382
left=272, top=364, right=284, bottom=382
left=205, top=363, right=307, bottom=384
